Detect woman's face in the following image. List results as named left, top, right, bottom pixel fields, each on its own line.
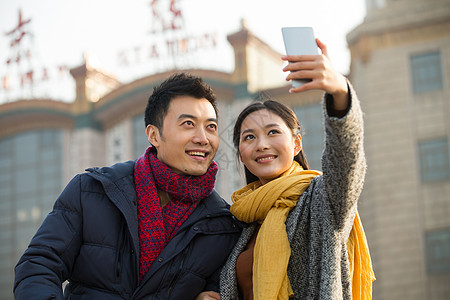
left=238, top=109, right=302, bottom=185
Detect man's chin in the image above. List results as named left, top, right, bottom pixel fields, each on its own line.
left=182, top=169, right=209, bottom=176
left=180, top=163, right=211, bottom=176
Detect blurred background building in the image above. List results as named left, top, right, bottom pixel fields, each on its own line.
left=0, top=0, right=449, bottom=299
left=347, top=0, right=450, bottom=299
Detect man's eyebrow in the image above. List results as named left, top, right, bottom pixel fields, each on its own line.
left=178, top=114, right=218, bottom=123
left=178, top=114, right=197, bottom=120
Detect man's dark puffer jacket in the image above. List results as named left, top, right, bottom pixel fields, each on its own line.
left=14, top=160, right=241, bottom=299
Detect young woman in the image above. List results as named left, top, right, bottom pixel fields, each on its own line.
left=218, top=39, right=375, bottom=300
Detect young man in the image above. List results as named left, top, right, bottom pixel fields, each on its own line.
left=14, top=73, right=241, bottom=299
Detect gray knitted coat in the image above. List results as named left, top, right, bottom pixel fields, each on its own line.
left=220, top=83, right=366, bottom=300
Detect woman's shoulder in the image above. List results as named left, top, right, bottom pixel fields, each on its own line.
left=287, top=175, right=323, bottom=218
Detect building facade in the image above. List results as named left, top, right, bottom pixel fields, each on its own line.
left=4, top=1, right=449, bottom=297
left=0, top=23, right=325, bottom=299
left=347, top=0, right=450, bottom=299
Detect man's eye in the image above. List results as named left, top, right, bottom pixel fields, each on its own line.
left=207, top=124, right=217, bottom=131
left=183, top=120, right=194, bottom=126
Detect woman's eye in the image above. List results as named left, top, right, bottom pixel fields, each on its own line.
left=243, top=134, right=255, bottom=141
left=268, top=129, right=280, bottom=135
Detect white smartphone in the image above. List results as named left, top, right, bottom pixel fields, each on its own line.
left=281, top=27, right=318, bottom=88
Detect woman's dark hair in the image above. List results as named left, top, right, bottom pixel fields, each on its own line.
left=233, top=100, right=310, bottom=184
left=144, top=73, right=217, bottom=135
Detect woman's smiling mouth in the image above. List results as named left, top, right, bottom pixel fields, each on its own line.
left=255, top=155, right=277, bottom=163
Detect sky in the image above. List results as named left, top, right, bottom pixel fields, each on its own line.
left=0, top=0, right=366, bottom=102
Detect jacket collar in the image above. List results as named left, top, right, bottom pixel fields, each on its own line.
left=85, top=160, right=233, bottom=260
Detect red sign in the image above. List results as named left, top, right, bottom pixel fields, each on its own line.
left=150, top=0, right=183, bottom=33
left=1, top=9, right=70, bottom=98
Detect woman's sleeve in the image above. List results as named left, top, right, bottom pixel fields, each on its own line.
left=321, top=80, right=366, bottom=231
left=14, top=175, right=84, bottom=299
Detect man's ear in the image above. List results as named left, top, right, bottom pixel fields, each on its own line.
left=146, top=125, right=161, bottom=148
left=294, top=133, right=303, bottom=156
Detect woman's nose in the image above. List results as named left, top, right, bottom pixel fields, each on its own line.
left=256, top=137, right=269, bottom=151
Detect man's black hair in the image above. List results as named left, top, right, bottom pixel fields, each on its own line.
left=144, top=73, right=218, bottom=135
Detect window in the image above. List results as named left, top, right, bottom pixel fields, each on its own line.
left=366, top=0, right=386, bottom=11
left=133, top=114, right=150, bottom=159
left=425, top=228, right=450, bottom=274
left=410, top=51, right=444, bottom=93
left=107, top=123, right=126, bottom=164
left=0, top=129, right=63, bottom=298
left=293, top=104, right=324, bottom=171
left=418, top=138, right=450, bottom=182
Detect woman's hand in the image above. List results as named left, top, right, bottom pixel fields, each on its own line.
left=194, top=291, right=221, bottom=300
left=282, top=38, right=349, bottom=111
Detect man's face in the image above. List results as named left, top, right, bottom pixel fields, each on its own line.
left=146, top=96, right=219, bottom=176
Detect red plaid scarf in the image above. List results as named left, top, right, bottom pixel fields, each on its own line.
left=134, top=146, right=218, bottom=282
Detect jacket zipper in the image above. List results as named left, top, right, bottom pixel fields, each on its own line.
left=166, top=243, right=191, bottom=297
left=116, top=220, right=127, bottom=278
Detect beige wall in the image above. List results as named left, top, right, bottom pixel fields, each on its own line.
left=348, top=0, right=450, bottom=298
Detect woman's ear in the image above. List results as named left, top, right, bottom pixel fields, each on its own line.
left=146, top=125, right=161, bottom=148
left=294, top=133, right=303, bottom=156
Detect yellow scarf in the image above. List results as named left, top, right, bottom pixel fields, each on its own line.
left=231, top=161, right=375, bottom=300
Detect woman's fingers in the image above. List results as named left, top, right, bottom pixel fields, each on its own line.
left=287, top=72, right=329, bottom=93
left=283, top=55, right=326, bottom=83
left=286, top=69, right=318, bottom=82
left=315, top=38, right=329, bottom=58
left=282, top=54, right=317, bottom=63
left=194, top=291, right=221, bottom=300
left=282, top=39, right=347, bottom=98
left=283, top=60, right=317, bottom=72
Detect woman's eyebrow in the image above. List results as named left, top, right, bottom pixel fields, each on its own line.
left=241, top=128, right=254, bottom=136
left=264, top=123, right=280, bottom=129
left=241, top=123, right=281, bottom=135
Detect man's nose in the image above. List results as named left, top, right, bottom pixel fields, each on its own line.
left=192, top=127, right=208, bottom=145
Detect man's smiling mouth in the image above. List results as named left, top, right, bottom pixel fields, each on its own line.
left=187, top=151, right=207, bottom=157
